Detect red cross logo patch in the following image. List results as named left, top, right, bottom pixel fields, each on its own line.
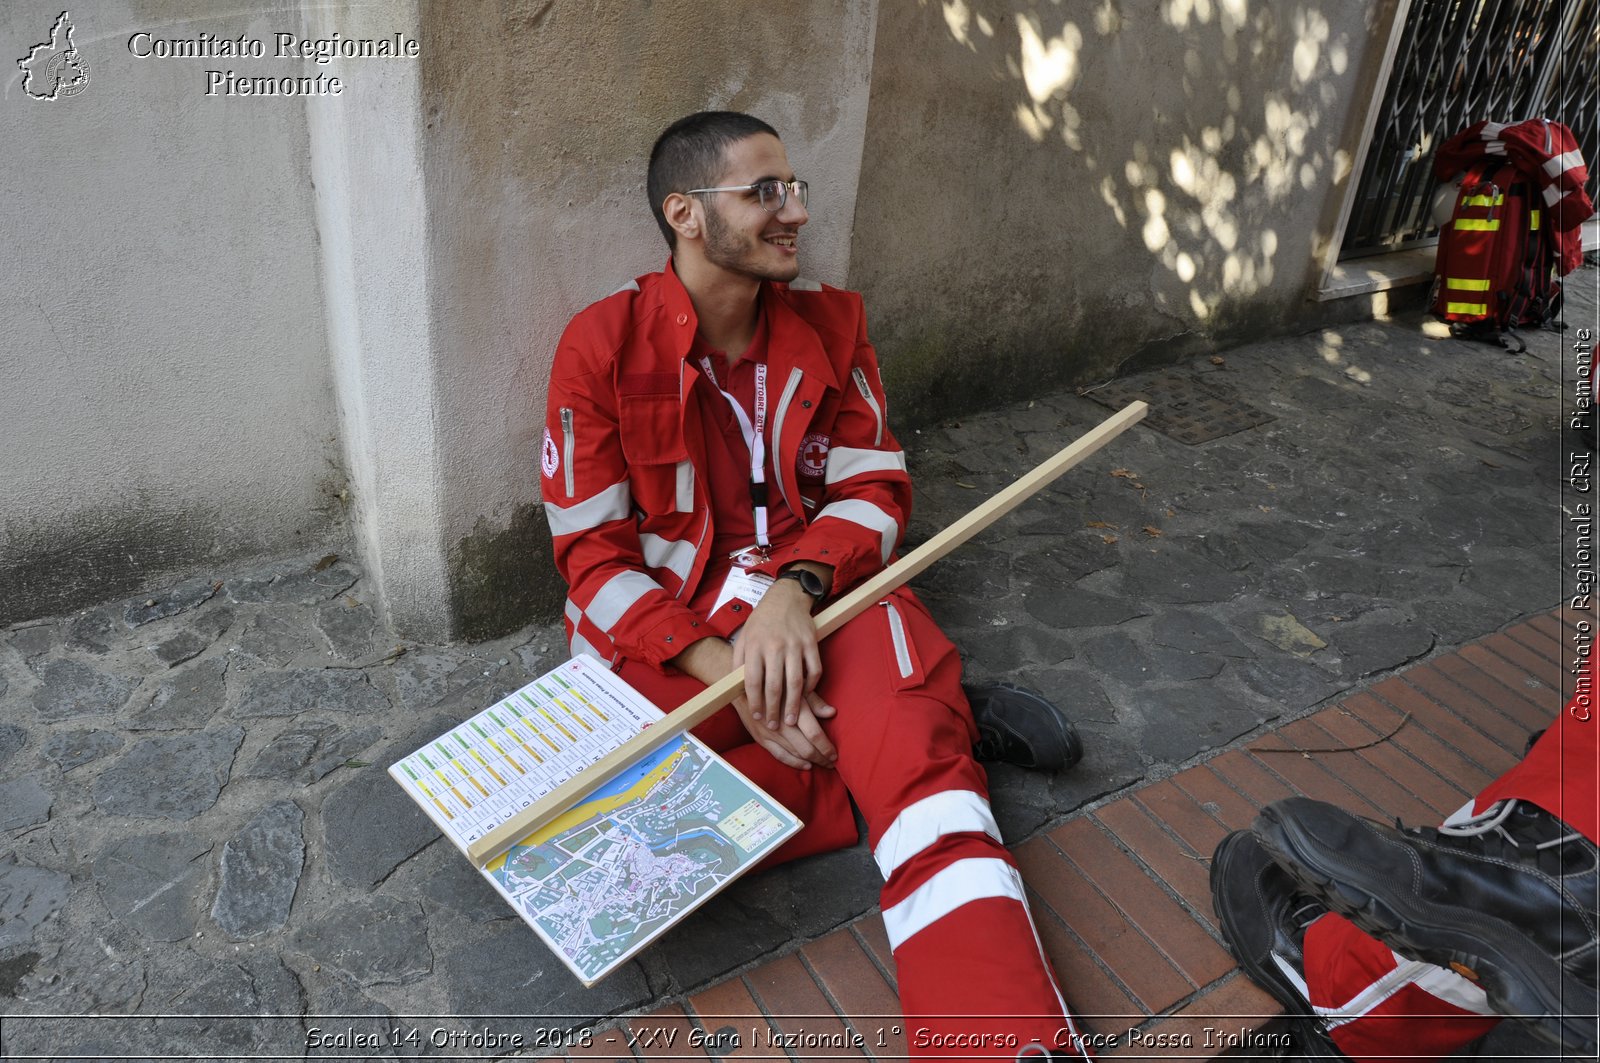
left=798, top=433, right=830, bottom=479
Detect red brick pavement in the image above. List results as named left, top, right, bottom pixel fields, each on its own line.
left=550, top=609, right=1570, bottom=1061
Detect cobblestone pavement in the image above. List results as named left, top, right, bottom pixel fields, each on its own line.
left=1, top=271, right=1594, bottom=1058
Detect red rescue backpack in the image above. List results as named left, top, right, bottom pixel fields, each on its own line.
left=1430, top=156, right=1561, bottom=353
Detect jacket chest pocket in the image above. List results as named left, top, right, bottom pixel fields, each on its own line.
left=619, top=390, right=693, bottom=514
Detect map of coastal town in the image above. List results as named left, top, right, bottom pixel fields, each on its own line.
left=485, top=737, right=796, bottom=982
left=390, top=656, right=799, bottom=985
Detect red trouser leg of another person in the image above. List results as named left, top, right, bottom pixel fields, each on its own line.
left=1300, top=670, right=1599, bottom=1062
left=619, top=587, right=1088, bottom=1061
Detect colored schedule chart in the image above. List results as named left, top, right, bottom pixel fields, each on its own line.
left=389, top=654, right=662, bottom=853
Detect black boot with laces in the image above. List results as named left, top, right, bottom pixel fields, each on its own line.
left=1254, top=796, right=1599, bottom=1054
left=1211, top=831, right=1349, bottom=1059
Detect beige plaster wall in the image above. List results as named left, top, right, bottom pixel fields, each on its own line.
left=1, top=0, right=1406, bottom=638
left=0, top=1, right=340, bottom=625
left=414, top=0, right=879, bottom=637
left=848, top=0, right=1402, bottom=422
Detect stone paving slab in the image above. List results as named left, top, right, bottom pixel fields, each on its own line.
left=0, top=270, right=1593, bottom=1058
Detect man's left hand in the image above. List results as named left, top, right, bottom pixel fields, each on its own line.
left=732, top=562, right=833, bottom=728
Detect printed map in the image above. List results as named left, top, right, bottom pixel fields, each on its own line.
left=390, top=656, right=799, bottom=985
left=484, top=736, right=795, bottom=983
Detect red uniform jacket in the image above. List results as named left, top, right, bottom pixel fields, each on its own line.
left=1435, top=119, right=1594, bottom=276
left=540, top=261, right=910, bottom=671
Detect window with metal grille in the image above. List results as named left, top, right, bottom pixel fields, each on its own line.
left=1341, top=0, right=1598, bottom=260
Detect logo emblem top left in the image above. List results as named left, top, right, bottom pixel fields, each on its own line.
left=19, top=11, right=90, bottom=100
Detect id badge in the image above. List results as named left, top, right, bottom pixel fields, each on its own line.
left=712, top=549, right=775, bottom=614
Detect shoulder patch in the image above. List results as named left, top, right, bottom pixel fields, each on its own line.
left=788, top=277, right=823, bottom=292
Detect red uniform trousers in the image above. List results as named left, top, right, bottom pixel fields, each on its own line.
left=620, top=587, right=1088, bottom=1060
left=1299, top=667, right=1598, bottom=1062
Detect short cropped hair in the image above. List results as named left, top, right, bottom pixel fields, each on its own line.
left=647, top=111, right=779, bottom=248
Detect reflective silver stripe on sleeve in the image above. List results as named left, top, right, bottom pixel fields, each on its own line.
left=769, top=367, right=804, bottom=515
left=824, top=446, right=907, bottom=485
left=1543, top=183, right=1570, bottom=207
left=814, top=498, right=899, bottom=562
left=874, top=790, right=1002, bottom=878
left=674, top=460, right=695, bottom=512
left=564, top=599, right=614, bottom=664
left=639, top=533, right=697, bottom=584
left=586, top=570, right=663, bottom=632
left=569, top=630, right=612, bottom=665
left=1543, top=149, right=1583, bottom=177
left=545, top=481, right=632, bottom=536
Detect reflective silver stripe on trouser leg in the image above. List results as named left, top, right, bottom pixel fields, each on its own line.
left=873, top=791, right=1002, bottom=878
left=879, top=858, right=1026, bottom=948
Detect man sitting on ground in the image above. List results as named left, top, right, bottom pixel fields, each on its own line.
left=541, top=110, right=1090, bottom=1058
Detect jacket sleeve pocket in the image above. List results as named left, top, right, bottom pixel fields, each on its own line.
left=619, top=392, right=689, bottom=513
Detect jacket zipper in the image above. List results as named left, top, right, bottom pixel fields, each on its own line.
left=853, top=368, right=884, bottom=446
left=880, top=600, right=913, bottom=678
left=560, top=407, right=576, bottom=498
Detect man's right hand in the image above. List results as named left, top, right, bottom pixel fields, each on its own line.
left=669, top=636, right=837, bottom=770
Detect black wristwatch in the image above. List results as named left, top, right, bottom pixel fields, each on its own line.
left=776, top=567, right=827, bottom=608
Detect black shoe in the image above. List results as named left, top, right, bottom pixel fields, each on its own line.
left=965, top=682, right=1083, bottom=772
left=1254, top=797, right=1599, bottom=1055
left=1210, top=831, right=1348, bottom=1059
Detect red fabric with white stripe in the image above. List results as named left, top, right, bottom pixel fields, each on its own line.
left=619, top=590, right=1086, bottom=1060
left=1301, top=656, right=1597, bottom=1060
left=541, top=261, right=911, bottom=671
left=1435, top=119, right=1594, bottom=275
left=1473, top=660, right=1600, bottom=841
left=1306, top=914, right=1498, bottom=1062
left=553, top=266, right=1088, bottom=1059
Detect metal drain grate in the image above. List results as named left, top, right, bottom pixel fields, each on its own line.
left=1086, top=373, right=1275, bottom=445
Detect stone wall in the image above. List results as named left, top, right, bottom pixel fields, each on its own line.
left=408, top=0, right=879, bottom=638
left=0, top=2, right=341, bottom=626
left=847, top=0, right=1402, bottom=422
left=2, top=0, right=1406, bottom=640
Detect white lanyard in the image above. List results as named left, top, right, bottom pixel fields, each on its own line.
left=699, top=356, right=770, bottom=552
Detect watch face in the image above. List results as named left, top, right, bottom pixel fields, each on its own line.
left=784, top=569, right=824, bottom=599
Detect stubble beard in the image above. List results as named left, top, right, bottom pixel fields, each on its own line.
left=702, top=201, right=799, bottom=284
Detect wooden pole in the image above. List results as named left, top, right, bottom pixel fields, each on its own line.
left=467, top=400, right=1147, bottom=864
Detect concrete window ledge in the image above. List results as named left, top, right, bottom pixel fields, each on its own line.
left=1316, top=246, right=1437, bottom=302
left=1317, top=217, right=1599, bottom=303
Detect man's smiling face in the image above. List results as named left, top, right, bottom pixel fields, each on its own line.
left=697, top=133, right=809, bottom=283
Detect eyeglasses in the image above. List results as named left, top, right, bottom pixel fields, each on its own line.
left=685, top=178, right=808, bottom=213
